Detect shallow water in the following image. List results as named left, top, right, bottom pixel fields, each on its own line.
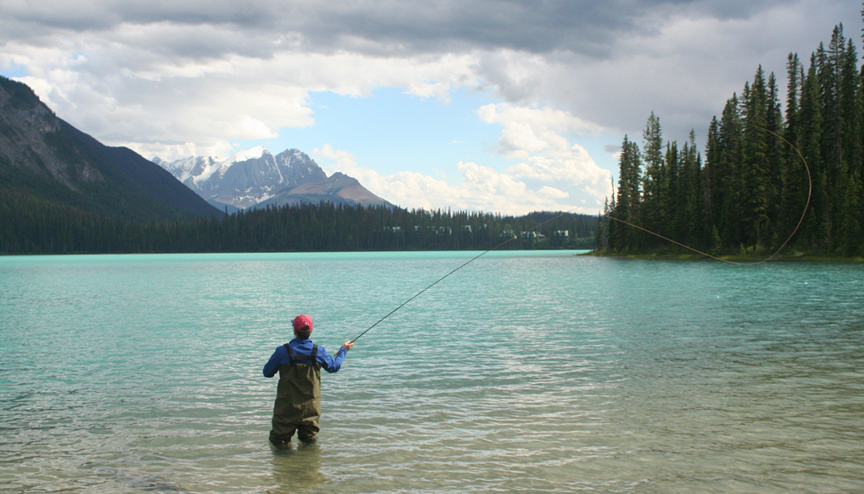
left=1, top=252, right=863, bottom=493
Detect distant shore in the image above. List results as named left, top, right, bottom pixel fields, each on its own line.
left=585, top=251, right=864, bottom=262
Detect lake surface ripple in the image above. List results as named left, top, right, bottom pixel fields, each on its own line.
left=1, top=252, right=863, bottom=493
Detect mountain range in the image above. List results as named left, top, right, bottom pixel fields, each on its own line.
left=0, top=74, right=392, bottom=227
left=154, top=147, right=392, bottom=212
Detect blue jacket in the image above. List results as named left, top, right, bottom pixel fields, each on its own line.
left=263, top=338, right=348, bottom=377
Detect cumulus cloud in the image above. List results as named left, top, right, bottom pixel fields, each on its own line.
left=313, top=101, right=614, bottom=216
left=478, top=103, right=605, bottom=157
left=312, top=145, right=603, bottom=215
left=9, top=39, right=478, bottom=158
left=315, top=143, right=357, bottom=172
left=1, top=0, right=859, bottom=211
left=476, top=103, right=612, bottom=207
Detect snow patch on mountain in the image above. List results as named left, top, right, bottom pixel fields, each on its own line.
left=155, top=147, right=326, bottom=209
left=155, top=146, right=393, bottom=210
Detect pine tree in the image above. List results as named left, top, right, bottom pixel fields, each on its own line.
left=640, top=112, right=665, bottom=246
left=765, top=72, right=785, bottom=246
left=681, top=130, right=704, bottom=249
left=781, top=53, right=807, bottom=245
left=704, top=116, right=722, bottom=249
left=664, top=141, right=681, bottom=242
left=717, top=94, right=745, bottom=247
left=740, top=67, right=771, bottom=248
left=799, top=56, right=826, bottom=249
left=611, top=135, right=642, bottom=251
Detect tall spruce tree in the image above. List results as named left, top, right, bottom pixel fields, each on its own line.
left=717, top=94, right=745, bottom=247
left=681, top=131, right=705, bottom=249
left=799, top=55, right=826, bottom=249
left=640, top=112, right=665, bottom=246
left=611, top=135, right=642, bottom=251
left=704, top=116, right=722, bottom=249
left=741, top=66, right=771, bottom=248
left=664, top=141, right=682, bottom=242
left=782, top=53, right=807, bottom=243
left=765, top=71, right=785, bottom=246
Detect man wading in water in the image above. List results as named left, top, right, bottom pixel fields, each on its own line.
left=263, top=314, right=354, bottom=447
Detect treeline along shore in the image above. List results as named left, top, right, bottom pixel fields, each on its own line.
left=0, top=193, right=597, bottom=254
left=599, top=24, right=864, bottom=259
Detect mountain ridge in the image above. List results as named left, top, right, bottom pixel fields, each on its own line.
left=154, top=148, right=393, bottom=210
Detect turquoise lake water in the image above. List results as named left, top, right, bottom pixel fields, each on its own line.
left=1, top=251, right=863, bottom=493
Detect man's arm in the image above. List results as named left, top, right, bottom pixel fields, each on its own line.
left=262, top=346, right=285, bottom=377
left=319, top=341, right=354, bottom=373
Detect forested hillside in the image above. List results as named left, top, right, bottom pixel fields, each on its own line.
left=0, top=201, right=596, bottom=254
left=600, top=24, right=863, bottom=257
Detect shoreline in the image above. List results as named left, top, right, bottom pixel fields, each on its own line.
left=584, top=251, right=864, bottom=262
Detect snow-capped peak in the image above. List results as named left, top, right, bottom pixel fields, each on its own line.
left=155, top=146, right=339, bottom=209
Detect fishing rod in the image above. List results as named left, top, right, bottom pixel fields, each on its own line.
left=351, top=128, right=811, bottom=342
left=350, top=209, right=583, bottom=342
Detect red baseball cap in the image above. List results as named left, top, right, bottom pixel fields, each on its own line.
left=293, top=314, right=313, bottom=333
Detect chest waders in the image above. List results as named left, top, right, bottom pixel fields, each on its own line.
left=270, top=344, right=321, bottom=445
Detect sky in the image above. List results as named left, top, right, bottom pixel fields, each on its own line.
left=1, top=0, right=860, bottom=215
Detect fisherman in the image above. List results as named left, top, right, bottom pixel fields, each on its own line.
left=263, top=314, right=354, bottom=447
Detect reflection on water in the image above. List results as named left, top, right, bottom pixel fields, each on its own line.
left=1, top=253, right=863, bottom=493
left=269, top=443, right=326, bottom=493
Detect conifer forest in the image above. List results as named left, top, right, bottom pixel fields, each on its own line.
left=600, top=24, right=864, bottom=257
left=0, top=191, right=597, bottom=254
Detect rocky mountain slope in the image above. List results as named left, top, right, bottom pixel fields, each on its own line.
left=155, top=148, right=392, bottom=210
left=257, top=172, right=390, bottom=208
left=0, top=76, right=220, bottom=220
